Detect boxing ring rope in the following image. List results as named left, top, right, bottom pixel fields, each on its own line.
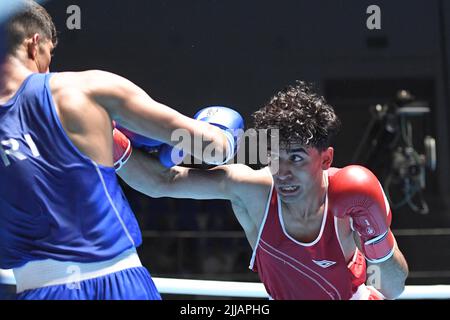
left=152, top=277, right=450, bottom=300
left=1, top=269, right=450, bottom=299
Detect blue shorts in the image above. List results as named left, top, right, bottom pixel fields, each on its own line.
left=16, top=266, right=161, bottom=300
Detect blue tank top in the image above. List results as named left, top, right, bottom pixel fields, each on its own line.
left=0, top=73, right=142, bottom=269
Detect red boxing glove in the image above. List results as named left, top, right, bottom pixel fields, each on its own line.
left=328, top=165, right=395, bottom=263
left=113, top=128, right=132, bottom=172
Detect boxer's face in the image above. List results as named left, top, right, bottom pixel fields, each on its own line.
left=270, top=143, right=333, bottom=203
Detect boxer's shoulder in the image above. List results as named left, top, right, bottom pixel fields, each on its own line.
left=327, top=166, right=341, bottom=177
left=224, top=165, right=271, bottom=246
left=49, top=70, right=112, bottom=92
left=226, top=164, right=272, bottom=224
left=49, top=70, right=130, bottom=114
left=226, top=164, right=271, bottom=181
left=48, top=71, right=112, bottom=147
left=49, top=73, right=95, bottom=121
left=226, top=164, right=272, bottom=199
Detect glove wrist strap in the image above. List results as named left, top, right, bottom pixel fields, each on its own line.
left=363, top=229, right=395, bottom=263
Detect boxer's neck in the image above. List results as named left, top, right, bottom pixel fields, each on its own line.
left=0, top=55, right=35, bottom=104
left=282, top=171, right=327, bottom=221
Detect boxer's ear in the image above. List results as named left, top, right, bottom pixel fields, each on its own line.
left=320, top=147, right=333, bottom=170
left=27, top=33, right=41, bottom=60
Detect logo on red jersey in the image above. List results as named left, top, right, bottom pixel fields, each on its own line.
left=312, top=259, right=336, bottom=268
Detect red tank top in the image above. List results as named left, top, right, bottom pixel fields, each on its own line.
left=250, top=169, right=370, bottom=300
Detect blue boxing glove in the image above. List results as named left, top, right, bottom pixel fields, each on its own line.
left=158, top=144, right=185, bottom=168
left=194, top=106, right=245, bottom=165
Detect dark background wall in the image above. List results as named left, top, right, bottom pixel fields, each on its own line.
left=43, top=0, right=450, bottom=292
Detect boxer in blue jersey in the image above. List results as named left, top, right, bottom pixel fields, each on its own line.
left=0, top=0, right=241, bottom=300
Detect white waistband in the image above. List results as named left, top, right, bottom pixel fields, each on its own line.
left=0, top=269, right=16, bottom=285
left=13, top=248, right=142, bottom=293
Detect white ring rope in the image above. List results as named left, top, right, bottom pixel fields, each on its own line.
left=1, top=269, right=449, bottom=299
left=152, top=278, right=450, bottom=300
left=154, top=277, right=269, bottom=298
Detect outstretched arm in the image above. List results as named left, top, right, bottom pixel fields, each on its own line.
left=113, top=125, right=272, bottom=247
left=54, top=70, right=230, bottom=164
left=118, top=147, right=259, bottom=201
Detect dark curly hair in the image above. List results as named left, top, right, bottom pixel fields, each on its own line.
left=252, top=81, right=341, bottom=151
left=5, top=0, right=58, bottom=55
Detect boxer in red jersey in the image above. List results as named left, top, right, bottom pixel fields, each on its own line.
left=114, top=81, right=409, bottom=300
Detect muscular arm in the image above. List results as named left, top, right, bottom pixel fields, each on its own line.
left=51, top=70, right=229, bottom=164
left=354, top=233, right=409, bottom=299
left=119, top=148, right=269, bottom=201
left=368, top=243, right=408, bottom=300
left=119, top=148, right=237, bottom=200
left=118, top=149, right=271, bottom=243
